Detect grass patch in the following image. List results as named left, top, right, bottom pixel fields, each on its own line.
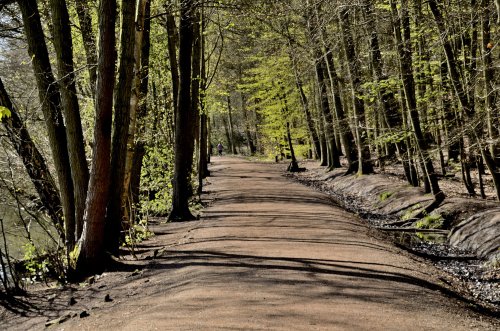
left=379, top=191, right=394, bottom=202
left=415, top=214, right=444, bottom=229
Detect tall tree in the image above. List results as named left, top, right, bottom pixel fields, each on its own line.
left=429, top=0, right=500, bottom=200
left=391, top=0, right=444, bottom=205
left=76, top=0, right=117, bottom=273
left=49, top=0, right=89, bottom=241
left=338, top=6, right=373, bottom=175
left=17, top=0, right=76, bottom=247
left=74, top=0, right=98, bottom=97
left=169, top=0, right=197, bottom=221
left=105, top=0, right=137, bottom=254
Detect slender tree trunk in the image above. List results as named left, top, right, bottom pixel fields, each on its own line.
left=76, top=0, right=117, bottom=274
left=0, top=78, right=64, bottom=235
left=339, top=7, right=373, bottom=175
left=363, top=0, right=412, bottom=182
left=429, top=0, right=500, bottom=200
left=314, top=6, right=357, bottom=170
left=227, top=95, right=237, bottom=155
left=18, top=0, right=76, bottom=248
left=482, top=0, right=499, bottom=163
left=49, top=0, right=89, bottom=242
left=169, top=0, right=196, bottom=221
left=105, top=0, right=137, bottom=255
left=122, top=0, right=150, bottom=225
left=74, top=0, right=97, bottom=98
left=192, top=8, right=202, bottom=154
left=130, top=0, right=152, bottom=216
left=392, top=0, right=443, bottom=201
left=165, top=2, right=180, bottom=123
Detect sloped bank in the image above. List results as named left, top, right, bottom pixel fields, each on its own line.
left=287, top=162, right=500, bottom=308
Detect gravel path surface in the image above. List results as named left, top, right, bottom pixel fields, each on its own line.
left=4, top=157, right=499, bottom=330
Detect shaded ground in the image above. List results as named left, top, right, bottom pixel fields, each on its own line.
left=1, top=157, right=499, bottom=330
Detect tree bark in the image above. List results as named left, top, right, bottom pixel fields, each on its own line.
left=129, top=0, right=152, bottom=219
left=169, top=0, right=197, bottom=221
left=363, top=0, right=412, bottom=182
left=306, top=5, right=340, bottom=169
left=18, top=0, right=76, bottom=248
left=339, top=7, right=373, bottom=175
left=74, top=0, right=97, bottom=98
left=76, top=0, right=117, bottom=274
left=227, top=95, right=237, bottom=154
left=49, top=0, right=89, bottom=242
left=429, top=0, right=500, bottom=200
left=105, top=0, right=137, bottom=255
left=165, top=2, right=180, bottom=123
left=391, top=0, right=443, bottom=200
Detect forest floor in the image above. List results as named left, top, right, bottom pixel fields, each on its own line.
left=1, top=156, right=500, bottom=330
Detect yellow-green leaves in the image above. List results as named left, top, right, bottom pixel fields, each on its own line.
left=0, top=106, right=12, bottom=120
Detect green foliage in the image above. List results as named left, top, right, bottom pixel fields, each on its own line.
left=140, top=144, right=174, bottom=216
left=401, top=203, right=422, bottom=221
left=124, top=219, right=153, bottom=247
left=22, top=242, right=49, bottom=283
left=379, top=191, right=394, bottom=202
left=0, top=106, right=11, bottom=120
left=415, top=214, right=444, bottom=229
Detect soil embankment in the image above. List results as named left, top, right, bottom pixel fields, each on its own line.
left=289, top=161, right=500, bottom=308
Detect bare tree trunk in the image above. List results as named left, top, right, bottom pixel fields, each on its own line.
left=339, top=7, right=373, bottom=175
left=165, top=2, right=180, bottom=124
left=76, top=0, right=117, bottom=274
left=429, top=0, right=500, bottom=200
left=285, top=35, right=320, bottom=159
left=363, top=0, right=412, bottom=182
left=49, top=0, right=89, bottom=242
left=482, top=0, right=499, bottom=163
left=391, top=0, right=443, bottom=201
left=75, top=0, right=97, bottom=98
left=0, top=78, right=64, bottom=235
left=105, top=0, right=137, bottom=255
left=130, top=0, right=151, bottom=219
left=18, top=0, right=76, bottom=248
left=122, top=0, right=149, bottom=225
left=306, top=1, right=340, bottom=169
left=169, top=0, right=196, bottom=221
left=227, top=95, right=237, bottom=154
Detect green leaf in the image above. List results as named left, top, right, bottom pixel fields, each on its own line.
left=0, top=106, right=11, bottom=120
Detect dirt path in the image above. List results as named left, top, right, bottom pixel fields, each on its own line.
left=4, top=157, right=499, bottom=330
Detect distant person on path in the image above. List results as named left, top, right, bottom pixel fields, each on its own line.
left=217, top=142, right=223, bottom=156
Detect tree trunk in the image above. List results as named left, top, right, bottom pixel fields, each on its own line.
left=49, top=0, right=89, bottom=242
left=74, top=0, right=97, bottom=98
left=76, top=0, right=117, bottom=274
left=482, top=0, right=499, bottom=164
left=18, top=0, right=76, bottom=248
left=429, top=0, right=500, bottom=200
left=363, top=0, right=412, bottom=182
left=0, top=78, right=64, bottom=236
left=122, top=0, right=149, bottom=227
left=105, top=0, right=137, bottom=255
left=392, top=0, right=443, bottom=200
left=165, top=3, right=180, bottom=123
left=339, top=7, right=373, bottom=175
left=314, top=5, right=357, bottom=170
left=129, top=0, right=152, bottom=219
left=169, top=0, right=196, bottom=221
left=286, top=36, right=320, bottom=159
left=227, top=95, right=237, bottom=155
